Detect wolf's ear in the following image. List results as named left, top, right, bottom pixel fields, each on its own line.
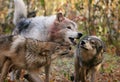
left=56, top=12, right=65, bottom=22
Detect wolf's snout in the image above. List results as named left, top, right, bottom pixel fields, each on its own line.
left=81, top=40, right=85, bottom=45
left=77, top=33, right=82, bottom=39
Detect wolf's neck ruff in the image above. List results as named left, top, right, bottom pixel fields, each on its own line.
left=80, top=53, right=103, bottom=68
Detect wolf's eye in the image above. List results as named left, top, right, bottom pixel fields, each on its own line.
left=67, top=26, right=71, bottom=29
left=90, top=40, right=95, bottom=44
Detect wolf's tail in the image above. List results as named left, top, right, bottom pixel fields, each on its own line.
left=13, top=0, right=27, bottom=25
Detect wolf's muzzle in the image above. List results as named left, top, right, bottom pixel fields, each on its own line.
left=81, top=40, right=85, bottom=45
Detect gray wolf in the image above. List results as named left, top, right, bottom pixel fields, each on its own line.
left=13, top=0, right=82, bottom=44
left=0, top=35, right=72, bottom=82
left=74, top=36, right=105, bottom=82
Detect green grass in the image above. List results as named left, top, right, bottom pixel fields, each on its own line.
left=102, top=54, right=120, bottom=73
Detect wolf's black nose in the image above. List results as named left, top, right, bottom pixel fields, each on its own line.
left=81, top=40, right=85, bottom=45
left=77, top=33, right=83, bottom=39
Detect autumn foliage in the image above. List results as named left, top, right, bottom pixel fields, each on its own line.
left=0, top=0, right=120, bottom=82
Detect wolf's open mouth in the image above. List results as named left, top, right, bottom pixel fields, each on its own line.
left=69, top=37, right=76, bottom=45
left=80, top=45, right=88, bottom=50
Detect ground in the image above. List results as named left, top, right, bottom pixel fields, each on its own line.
left=6, top=54, right=120, bottom=82
left=48, top=54, right=120, bottom=82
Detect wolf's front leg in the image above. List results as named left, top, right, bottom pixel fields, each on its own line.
left=44, top=62, right=51, bottom=82
left=74, top=55, right=81, bottom=82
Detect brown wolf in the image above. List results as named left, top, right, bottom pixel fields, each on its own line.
left=74, top=36, right=105, bottom=82
left=0, top=35, right=72, bottom=82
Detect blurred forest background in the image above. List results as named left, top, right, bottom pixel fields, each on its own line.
left=0, top=0, right=120, bottom=56
left=0, top=0, right=120, bottom=82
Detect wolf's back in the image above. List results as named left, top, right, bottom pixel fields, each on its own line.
left=13, top=0, right=27, bottom=25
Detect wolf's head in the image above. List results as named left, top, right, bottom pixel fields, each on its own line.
left=49, top=12, right=82, bottom=45
left=77, top=36, right=105, bottom=63
left=76, top=35, right=105, bottom=67
left=79, top=36, right=105, bottom=54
